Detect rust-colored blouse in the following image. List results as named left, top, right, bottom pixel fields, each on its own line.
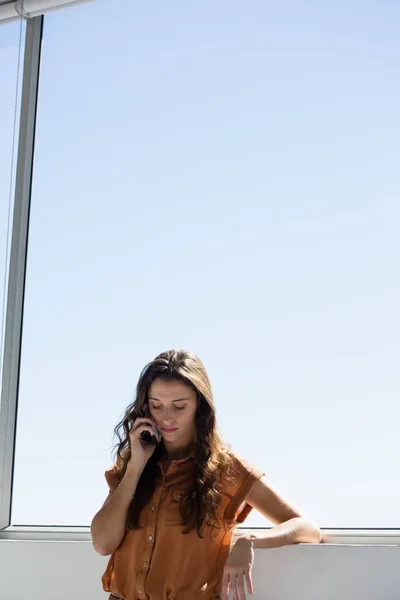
left=101, top=451, right=264, bottom=600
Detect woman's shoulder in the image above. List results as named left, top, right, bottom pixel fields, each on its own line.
left=220, top=450, right=264, bottom=493
left=104, top=449, right=131, bottom=493
left=216, top=450, right=265, bottom=523
left=104, top=463, right=123, bottom=493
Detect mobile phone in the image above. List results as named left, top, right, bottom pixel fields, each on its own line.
left=140, top=407, right=160, bottom=446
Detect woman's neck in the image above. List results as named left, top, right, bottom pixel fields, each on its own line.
left=161, top=440, right=195, bottom=461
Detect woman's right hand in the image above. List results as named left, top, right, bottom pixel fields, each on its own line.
left=128, top=417, right=161, bottom=470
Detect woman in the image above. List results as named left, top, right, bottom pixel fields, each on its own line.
left=91, top=349, right=321, bottom=600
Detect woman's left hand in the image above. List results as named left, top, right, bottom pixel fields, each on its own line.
left=221, top=535, right=254, bottom=600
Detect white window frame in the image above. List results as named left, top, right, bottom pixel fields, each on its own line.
left=0, top=1, right=94, bottom=25
left=0, top=15, right=42, bottom=531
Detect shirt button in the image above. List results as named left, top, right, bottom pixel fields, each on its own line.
left=177, top=494, right=182, bottom=499
left=151, top=505, right=156, bottom=511
left=148, top=535, right=153, bottom=541
left=144, top=562, right=148, bottom=568
left=138, top=590, right=143, bottom=595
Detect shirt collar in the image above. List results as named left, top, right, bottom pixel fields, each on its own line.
left=156, top=446, right=195, bottom=467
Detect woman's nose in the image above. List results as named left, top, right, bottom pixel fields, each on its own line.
left=160, top=409, right=173, bottom=425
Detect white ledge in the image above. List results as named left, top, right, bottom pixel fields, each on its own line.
left=0, top=525, right=399, bottom=545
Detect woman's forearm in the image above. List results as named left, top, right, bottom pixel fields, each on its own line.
left=239, top=517, right=322, bottom=549
left=90, top=463, right=143, bottom=556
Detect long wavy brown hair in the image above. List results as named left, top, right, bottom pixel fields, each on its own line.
left=112, top=349, right=233, bottom=537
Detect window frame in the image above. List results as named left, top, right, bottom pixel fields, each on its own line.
left=0, top=525, right=399, bottom=546
left=0, top=15, right=43, bottom=530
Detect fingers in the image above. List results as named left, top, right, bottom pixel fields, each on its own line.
left=245, top=570, right=253, bottom=596
left=225, top=572, right=249, bottom=600
left=221, top=571, right=230, bottom=600
left=131, top=423, right=157, bottom=440
left=232, top=572, right=245, bottom=600
left=131, top=417, right=156, bottom=432
left=236, top=572, right=246, bottom=599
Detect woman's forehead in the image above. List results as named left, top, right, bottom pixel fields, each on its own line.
left=148, top=378, right=196, bottom=400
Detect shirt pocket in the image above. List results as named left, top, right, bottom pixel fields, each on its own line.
left=165, top=489, right=187, bottom=527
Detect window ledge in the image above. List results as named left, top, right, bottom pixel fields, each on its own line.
left=0, top=526, right=399, bottom=545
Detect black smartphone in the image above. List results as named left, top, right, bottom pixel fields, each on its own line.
left=140, top=407, right=160, bottom=446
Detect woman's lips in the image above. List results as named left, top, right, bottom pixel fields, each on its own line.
left=161, top=427, right=178, bottom=432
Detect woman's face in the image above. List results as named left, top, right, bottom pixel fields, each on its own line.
left=147, top=378, right=198, bottom=445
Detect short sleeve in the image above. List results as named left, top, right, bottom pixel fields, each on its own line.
left=104, top=464, right=121, bottom=494
left=222, top=454, right=265, bottom=524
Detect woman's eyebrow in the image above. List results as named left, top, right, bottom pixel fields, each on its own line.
left=148, top=397, right=190, bottom=402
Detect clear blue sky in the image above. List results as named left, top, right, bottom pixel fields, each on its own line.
left=1, top=0, right=399, bottom=528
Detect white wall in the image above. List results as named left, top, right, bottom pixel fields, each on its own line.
left=1, top=540, right=399, bottom=600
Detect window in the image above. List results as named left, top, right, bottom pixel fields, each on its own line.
left=10, top=1, right=400, bottom=527
left=0, top=20, right=25, bottom=393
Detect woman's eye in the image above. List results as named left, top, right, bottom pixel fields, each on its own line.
left=150, top=405, right=185, bottom=411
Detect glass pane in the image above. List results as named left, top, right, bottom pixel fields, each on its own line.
left=0, top=21, right=25, bottom=403
left=12, top=2, right=400, bottom=527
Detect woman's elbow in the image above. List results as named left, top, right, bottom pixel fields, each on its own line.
left=90, top=520, right=115, bottom=556
left=308, top=522, right=322, bottom=543
left=296, top=518, right=322, bottom=544
left=92, top=539, right=113, bottom=556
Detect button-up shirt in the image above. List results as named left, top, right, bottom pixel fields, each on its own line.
left=101, top=451, right=264, bottom=600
